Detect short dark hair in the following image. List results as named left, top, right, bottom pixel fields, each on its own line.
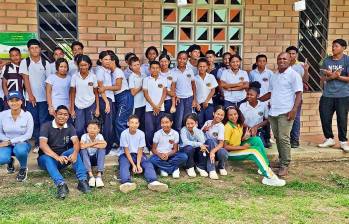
left=27, top=39, right=40, bottom=48
left=76, top=54, right=93, bottom=70
left=333, top=39, right=347, bottom=48
left=149, top=60, right=160, bottom=67
left=286, top=46, right=298, bottom=53
left=145, top=46, right=159, bottom=58
left=177, top=51, right=188, bottom=58
left=55, top=58, right=69, bottom=72
left=187, top=44, right=201, bottom=53
left=205, top=50, right=216, bottom=56
left=160, top=113, right=173, bottom=123
left=129, top=56, right=140, bottom=65
left=256, top=54, right=267, bottom=62
left=183, top=113, right=198, bottom=126
left=87, top=119, right=101, bottom=129
left=230, top=54, right=242, bottom=62
left=55, top=105, right=70, bottom=114
left=222, top=52, right=232, bottom=59
left=248, top=81, right=261, bottom=95
left=197, top=57, right=208, bottom=65
left=9, top=47, right=21, bottom=54
left=53, top=46, right=64, bottom=53
left=71, top=41, right=84, bottom=50
left=128, top=114, right=139, bottom=122
left=159, top=53, right=171, bottom=62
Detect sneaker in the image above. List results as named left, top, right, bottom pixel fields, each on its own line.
left=7, top=157, right=15, bottom=174
left=219, top=168, right=228, bottom=176
left=291, top=139, right=300, bottom=148
left=262, top=175, right=286, bottom=187
left=196, top=167, right=208, bottom=177
left=147, top=181, right=168, bottom=192
left=209, top=171, right=219, bottom=180
left=172, top=169, right=180, bottom=179
left=88, top=176, right=96, bottom=187
left=57, top=183, right=69, bottom=199
left=318, top=138, right=335, bottom=148
left=160, top=170, right=169, bottom=177
left=77, top=180, right=91, bottom=193
left=119, top=182, right=137, bottom=193
left=16, top=168, right=28, bottom=182
left=186, top=167, right=197, bottom=177
left=340, top=142, right=349, bottom=152
left=95, top=176, right=104, bottom=188
left=32, top=146, right=40, bottom=153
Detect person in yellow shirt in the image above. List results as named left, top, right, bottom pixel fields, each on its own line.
left=224, top=106, right=285, bottom=187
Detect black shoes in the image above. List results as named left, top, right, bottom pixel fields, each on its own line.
left=291, top=139, right=300, bottom=148
left=7, top=158, right=15, bottom=174
left=16, top=168, right=28, bottom=182
left=77, top=180, right=91, bottom=193
left=57, top=183, right=69, bottom=199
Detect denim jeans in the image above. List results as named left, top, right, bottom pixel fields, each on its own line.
left=0, top=142, right=31, bottom=168
left=290, top=101, right=302, bottom=142
left=196, top=103, right=214, bottom=129
left=37, top=148, right=87, bottom=186
left=149, top=152, right=188, bottom=174
left=80, top=149, right=106, bottom=173
left=179, top=145, right=198, bottom=169
left=195, top=139, right=228, bottom=172
left=26, top=101, right=49, bottom=146
left=114, top=90, right=134, bottom=145
left=174, top=96, right=193, bottom=131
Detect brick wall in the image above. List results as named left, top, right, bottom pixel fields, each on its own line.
left=0, top=0, right=37, bottom=33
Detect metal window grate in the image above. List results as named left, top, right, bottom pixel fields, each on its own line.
left=37, top=0, right=78, bottom=62
left=298, top=0, right=330, bottom=92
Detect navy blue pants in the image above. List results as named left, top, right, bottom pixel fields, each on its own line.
left=196, top=139, right=228, bottom=172
left=174, top=96, right=193, bottom=131
left=134, top=106, right=145, bottom=133
left=74, top=103, right=96, bottom=138
left=26, top=101, right=49, bottom=146
left=149, top=152, right=188, bottom=174
left=196, top=103, right=214, bottom=129
left=114, top=90, right=134, bottom=145
left=99, top=97, right=114, bottom=153
left=145, top=111, right=164, bottom=149
left=180, top=145, right=198, bottom=169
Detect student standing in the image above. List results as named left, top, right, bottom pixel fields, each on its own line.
left=220, top=54, right=249, bottom=108
left=141, top=46, right=159, bottom=77
left=68, top=41, right=84, bottom=77
left=194, top=58, right=218, bottom=128
left=70, top=55, right=100, bottom=138
left=186, top=44, right=201, bottom=76
left=123, top=52, right=137, bottom=80
left=172, top=51, right=197, bottom=131
left=216, top=52, right=232, bottom=80
left=50, top=47, right=65, bottom=73
left=118, top=115, right=168, bottom=193
left=20, top=39, right=51, bottom=152
left=143, top=61, right=167, bottom=148
left=159, top=54, right=176, bottom=114
left=249, top=54, right=273, bottom=97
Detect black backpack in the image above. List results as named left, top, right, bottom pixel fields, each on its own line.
left=25, top=57, right=47, bottom=71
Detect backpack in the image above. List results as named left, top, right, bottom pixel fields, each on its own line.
left=25, top=57, right=47, bottom=71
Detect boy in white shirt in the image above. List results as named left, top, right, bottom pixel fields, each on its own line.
left=118, top=115, right=168, bottom=193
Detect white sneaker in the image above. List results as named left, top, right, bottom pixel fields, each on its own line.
left=95, top=177, right=104, bottom=188
left=186, top=167, right=197, bottom=177
left=196, top=167, right=208, bottom=177
left=219, top=168, right=228, bottom=176
left=318, top=138, right=336, bottom=148
left=209, top=171, right=219, bottom=180
left=262, top=175, right=286, bottom=187
left=340, top=142, right=349, bottom=152
left=160, top=170, right=169, bottom=177
left=148, top=181, right=168, bottom=192
left=88, top=177, right=96, bottom=187
left=119, top=182, right=137, bottom=193
left=172, top=169, right=180, bottom=179
left=32, top=146, right=39, bottom=153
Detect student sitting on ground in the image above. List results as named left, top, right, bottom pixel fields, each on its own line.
left=118, top=115, right=168, bottom=193
left=80, top=120, right=107, bottom=188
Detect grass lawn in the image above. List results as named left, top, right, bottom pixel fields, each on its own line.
left=0, top=160, right=348, bottom=224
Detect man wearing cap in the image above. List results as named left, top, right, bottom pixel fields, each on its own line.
left=19, top=39, right=51, bottom=153
left=0, top=91, right=34, bottom=182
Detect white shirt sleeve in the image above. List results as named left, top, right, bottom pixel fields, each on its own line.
left=45, top=74, right=54, bottom=85
left=218, top=124, right=224, bottom=141
left=96, top=68, right=104, bottom=82
left=174, top=131, right=180, bottom=144
left=243, top=71, right=249, bottom=82
left=128, top=74, right=136, bottom=89
left=70, top=74, right=76, bottom=87
left=81, top=133, right=88, bottom=143
left=142, top=77, right=148, bottom=90
left=139, top=131, right=146, bottom=148
left=92, top=74, right=98, bottom=88
left=210, top=74, right=218, bottom=89
left=19, top=59, right=28, bottom=75
left=153, top=131, right=160, bottom=144
left=96, top=133, right=105, bottom=141
left=119, top=131, right=128, bottom=148
left=292, top=70, right=303, bottom=93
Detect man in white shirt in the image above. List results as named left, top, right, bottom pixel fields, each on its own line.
left=260, top=52, right=303, bottom=177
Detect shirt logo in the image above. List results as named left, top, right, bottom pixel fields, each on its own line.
left=167, top=76, right=173, bottom=81
left=258, top=111, right=264, bottom=116
left=64, top=136, right=70, bottom=144
left=158, top=83, right=163, bottom=88
left=212, top=132, right=218, bottom=137
left=239, top=77, right=244, bottom=81
left=206, top=83, right=212, bottom=87
left=88, top=82, right=93, bottom=86
left=186, top=74, right=191, bottom=78
left=262, top=78, right=268, bottom=82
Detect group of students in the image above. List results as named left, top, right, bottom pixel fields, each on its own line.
left=1, top=37, right=348, bottom=199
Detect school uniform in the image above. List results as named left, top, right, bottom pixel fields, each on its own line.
left=0, top=109, right=33, bottom=169
left=224, top=121, right=273, bottom=178
left=113, top=68, right=133, bottom=145
left=80, top=133, right=106, bottom=173
left=142, top=75, right=167, bottom=148
left=160, top=70, right=175, bottom=114
left=179, top=127, right=205, bottom=169
left=68, top=60, right=78, bottom=77
left=37, top=120, right=87, bottom=186
left=129, top=72, right=147, bottom=132
left=194, top=73, right=218, bottom=128
left=240, top=101, right=269, bottom=146
left=1, top=63, right=23, bottom=110
left=249, top=68, right=273, bottom=97
left=141, top=63, right=151, bottom=77
left=45, top=74, right=71, bottom=109
left=220, top=69, right=249, bottom=107
left=118, top=128, right=158, bottom=184
left=70, top=71, right=98, bottom=137
left=172, top=67, right=195, bottom=131
left=123, top=67, right=133, bottom=80
left=149, top=129, right=188, bottom=174
left=186, top=62, right=198, bottom=76
left=96, top=66, right=115, bottom=153
left=19, top=57, right=51, bottom=147
left=197, top=120, right=228, bottom=172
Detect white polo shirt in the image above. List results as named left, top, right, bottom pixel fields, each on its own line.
left=70, top=72, right=97, bottom=109
left=19, top=57, right=52, bottom=102
left=201, top=120, right=224, bottom=142
left=291, top=62, right=305, bottom=77
left=120, top=128, right=146, bottom=154
left=240, top=101, right=268, bottom=128
left=249, top=68, right=273, bottom=96
left=220, top=69, right=249, bottom=103
left=153, top=129, right=179, bottom=154
left=269, top=67, right=303, bottom=117
left=195, top=73, right=218, bottom=104
left=129, top=72, right=146, bottom=108
left=171, top=67, right=195, bottom=99
left=81, top=133, right=105, bottom=156
left=142, top=75, right=166, bottom=112
left=186, top=62, right=198, bottom=76
left=45, top=74, right=71, bottom=109
left=112, top=67, right=129, bottom=95
left=160, top=70, right=176, bottom=101
left=217, top=67, right=228, bottom=80
left=68, top=60, right=78, bottom=77
left=96, top=66, right=115, bottom=102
